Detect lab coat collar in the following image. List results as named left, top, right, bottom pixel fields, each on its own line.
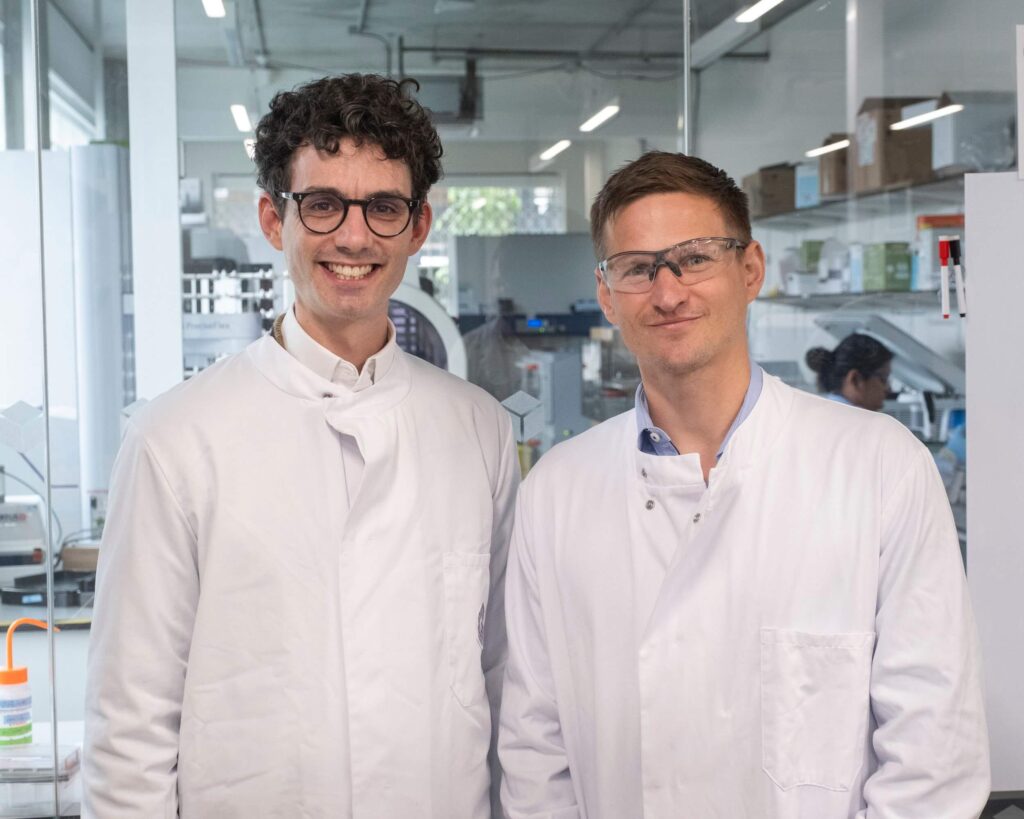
left=247, top=332, right=411, bottom=418
left=632, top=371, right=793, bottom=493
left=281, top=305, right=398, bottom=391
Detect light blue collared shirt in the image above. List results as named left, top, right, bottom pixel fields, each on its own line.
left=826, top=391, right=852, bottom=405
left=635, top=364, right=764, bottom=459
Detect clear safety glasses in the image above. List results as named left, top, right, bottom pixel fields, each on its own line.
left=278, top=190, right=421, bottom=238
left=598, top=236, right=749, bottom=294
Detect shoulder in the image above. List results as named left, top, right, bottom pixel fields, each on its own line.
left=770, top=377, right=929, bottom=469
left=127, top=352, right=256, bottom=444
left=404, top=353, right=510, bottom=424
left=523, top=411, right=632, bottom=493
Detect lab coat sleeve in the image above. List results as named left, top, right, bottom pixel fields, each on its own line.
left=83, top=422, right=199, bottom=818
left=498, top=485, right=581, bottom=819
left=860, top=446, right=990, bottom=818
left=486, top=413, right=521, bottom=818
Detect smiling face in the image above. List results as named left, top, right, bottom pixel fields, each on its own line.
left=596, top=191, right=764, bottom=380
left=258, top=138, right=431, bottom=344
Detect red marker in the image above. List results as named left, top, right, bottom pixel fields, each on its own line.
left=938, top=237, right=951, bottom=319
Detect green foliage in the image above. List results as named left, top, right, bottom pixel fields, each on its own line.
left=435, top=187, right=523, bottom=237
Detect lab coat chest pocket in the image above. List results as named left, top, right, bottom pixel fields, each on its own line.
left=760, top=628, right=875, bottom=791
left=442, top=551, right=491, bottom=708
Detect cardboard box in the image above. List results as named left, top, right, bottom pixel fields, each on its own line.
left=931, top=92, right=1016, bottom=174
left=795, top=162, right=821, bottom=208
left=817, top=133, right=849, bottom=197
left=863, top=242, right=912, bottom=291
left=853, top=98, right=933, bottom=193
left=742, top=164, right=795, bottom=219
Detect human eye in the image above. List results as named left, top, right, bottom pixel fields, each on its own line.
left=368, top=197, right=405, bottom=218
left=303, top=193, right=342, bottom=214
left=678, top=252, right=714, bottom=270
left=610, top=256, right=654, bottom=280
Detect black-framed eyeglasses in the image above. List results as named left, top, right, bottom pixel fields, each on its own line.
left=278, top=190, right=421, bottom=238
left=598, top=236, right=749, bottom=294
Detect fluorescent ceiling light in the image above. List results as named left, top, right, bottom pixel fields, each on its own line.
left=230, top=104, right=252, bottom=132
left=580, top=104, right=620, bottom=133
left=202, top=0, right=226, bottom=18
left=805, top=138, right=850, bottom=158
left=539, top=140, right=571, bottom=161
left=243, top=139, right=256, bottom=160
left=890, top=103, right=964, bottom=131
left=735, top=0, right=786, bottom=24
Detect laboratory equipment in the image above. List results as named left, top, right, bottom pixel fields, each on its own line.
left=389, top=282, right=467, bottom=378
left=517, top=349, right=590, bottom=452
left=0, top=619, right=56, bottom=747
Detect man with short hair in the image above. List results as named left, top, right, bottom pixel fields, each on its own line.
left=85, top=75, right=518, bottom=818
left=498, top=151, right=989, bottom=818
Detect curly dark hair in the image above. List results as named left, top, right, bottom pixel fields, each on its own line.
left=590, top=151, right=751, bottom=259
left=253, top=74, right=443, bottom=212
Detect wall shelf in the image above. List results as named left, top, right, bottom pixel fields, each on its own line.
left=752, top=175, right=967, bottom=231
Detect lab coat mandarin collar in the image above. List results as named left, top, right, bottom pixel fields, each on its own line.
left=632, top=371, right=795, bottom=490
left=282, top=305, right=398, bottom=391
left=246, top=332, right=411, bottom=418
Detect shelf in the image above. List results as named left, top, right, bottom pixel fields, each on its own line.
left=752, top=175, right=966, bottom=231
left=756, top=290, right=944, bottom=310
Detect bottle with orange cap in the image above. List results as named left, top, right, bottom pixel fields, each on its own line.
left=0, top=618, right=57, bottom=747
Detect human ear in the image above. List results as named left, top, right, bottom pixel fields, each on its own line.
left=407, top=201, right=433, bottom=254
left=596, top=269, right=618, bottom=326
left=258, top=193, right=284, bottom=251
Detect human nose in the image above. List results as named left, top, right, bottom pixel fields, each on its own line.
left=331, top=202, right=375, bottom=249
left=647, top=261, right=689, bottom=309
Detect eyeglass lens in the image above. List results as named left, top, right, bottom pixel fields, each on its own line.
left=298, top=192, right=413, bottom=237
left=604, top=238, right=738, bottom=292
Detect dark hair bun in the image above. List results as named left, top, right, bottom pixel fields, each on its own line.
left=805, top=347, right=834, bottom=373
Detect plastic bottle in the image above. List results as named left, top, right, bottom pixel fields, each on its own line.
left=0, top=618, right=57, bottom=746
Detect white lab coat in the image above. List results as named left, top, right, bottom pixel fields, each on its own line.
left=499, top=372, right=989, bottom=819
left=84, top=333, right=519, bottom=818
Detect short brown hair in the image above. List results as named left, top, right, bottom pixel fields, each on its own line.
left=254, top=74, right=443, bottom=211
left=590, top=151, right=751, bottom=259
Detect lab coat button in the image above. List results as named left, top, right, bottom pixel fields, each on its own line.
left=645, top=499, right=655, bottom=511
left=641, top=468, right=648, bottom=478
left=322, top=392, right=334, bottom=399
left=692, top=512, right=701, bottom=523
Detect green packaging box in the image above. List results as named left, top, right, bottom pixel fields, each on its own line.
left=863, top=242, right=912, bottom=291
left=798, top=240, right=825, bottom=271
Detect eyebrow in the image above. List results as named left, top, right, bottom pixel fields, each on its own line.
left=299, top=185, right=414, bottom=200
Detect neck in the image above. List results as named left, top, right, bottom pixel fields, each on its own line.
left=294, top=303, right=389, bottom=372
left=640, top=346, right=751, bottom=479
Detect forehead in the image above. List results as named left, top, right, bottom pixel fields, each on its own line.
left=603, top=192, right=729, bottom=255
left=288, top=138, right=413, bottom=194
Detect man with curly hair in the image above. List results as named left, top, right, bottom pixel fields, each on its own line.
left=85, top=74, right=518, bottom=818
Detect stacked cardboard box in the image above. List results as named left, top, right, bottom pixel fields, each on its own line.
left=853, top=98, right=933, bottom=193
left=816, top=133, right=849, bottom=198
left=742, top=164, right=795, bottom=218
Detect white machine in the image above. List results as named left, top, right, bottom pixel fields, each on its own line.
left=389, top=282, right=467, bottom=379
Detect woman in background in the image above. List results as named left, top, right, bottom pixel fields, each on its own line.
left=806, top=333, right=894, bottom=411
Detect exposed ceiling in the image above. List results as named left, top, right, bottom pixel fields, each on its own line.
left=50, top=0, right=804, bottom=145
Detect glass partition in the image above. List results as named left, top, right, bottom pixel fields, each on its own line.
left=5, top=0, right=1019, bottom=814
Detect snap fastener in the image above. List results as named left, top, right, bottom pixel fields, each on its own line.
left=641, top=468, right=648, bottom=478
left=692, top=513, right=701, bottom=523
left=322, top=392, right=334, bottom=399
left=645, top=500, right=655, bottom=511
